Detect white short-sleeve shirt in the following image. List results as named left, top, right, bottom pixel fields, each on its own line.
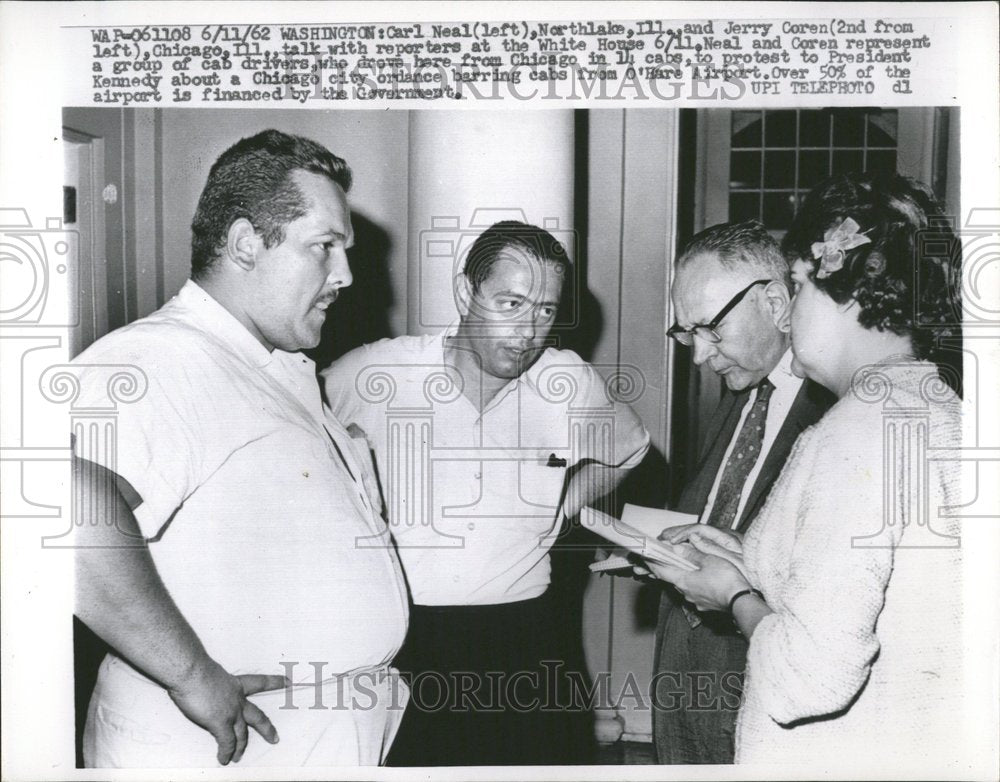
left=322, top=329, right=650, bottom=606
left=72, top=281, right=409, bottom=680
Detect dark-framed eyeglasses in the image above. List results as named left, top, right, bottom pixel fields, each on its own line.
left=667, top=279, right=772, bottom=346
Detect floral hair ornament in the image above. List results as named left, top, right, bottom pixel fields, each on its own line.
left=810, top=217, right=872, bottom=279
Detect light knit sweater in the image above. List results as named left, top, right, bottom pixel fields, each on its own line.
left=737, top=360, right=964, bottom=767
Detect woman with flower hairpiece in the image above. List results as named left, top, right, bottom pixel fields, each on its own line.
left=646, top=173, right=966, bottom=767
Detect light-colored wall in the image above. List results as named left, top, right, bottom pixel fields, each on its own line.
left=581, top=109, right=680, bottom=741
left=405, top=110, right=576, bottom=335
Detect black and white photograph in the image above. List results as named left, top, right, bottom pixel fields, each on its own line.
left=1, top=3, right=998, bottom=780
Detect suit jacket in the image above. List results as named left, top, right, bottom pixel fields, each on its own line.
left=652, top=378, right=836, bottom=764
left=677, top=378, right=835, bottom=530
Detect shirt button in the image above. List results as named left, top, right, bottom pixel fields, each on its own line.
left=474, top=472, right=482, bottom=480
left=467, top=523, right=475, bottom=530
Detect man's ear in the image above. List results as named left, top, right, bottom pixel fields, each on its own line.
left=226, top=219, right=259, bottom=272
left=764, top=280, right=793, bottom=333
left=454, top=273, right=473, bottom=318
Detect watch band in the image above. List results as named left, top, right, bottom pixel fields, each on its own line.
left=727, top=587, right=764, bottom=615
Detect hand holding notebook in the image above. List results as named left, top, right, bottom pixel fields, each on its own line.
left=583, top=504, right=700, bottom=573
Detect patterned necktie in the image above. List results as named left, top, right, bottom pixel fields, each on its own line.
left=705, top=378, right=775, bottom=530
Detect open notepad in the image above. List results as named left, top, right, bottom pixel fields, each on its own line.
left=582, top=504, right=700, bottom=572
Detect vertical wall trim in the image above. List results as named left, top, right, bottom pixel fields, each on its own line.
left=405, top=112, right=413, bottom=334
left=608, top=107, right=629, bottom=690
left=613, top=109, right=682, bottom=740
left=119, top=108, right=131, bottom=325
left=661, top=116, right=682, bottom=472
left=897, top=107, right=937, bottom=186
left=90, top=137, right=108, bottom=344
left=699, top=110, right=734, bottom=230
left=129, top=109, right=160, bottom=320
left=614, top=110, right=628, bottom=377
left=153, top=109, right=165, bottom=308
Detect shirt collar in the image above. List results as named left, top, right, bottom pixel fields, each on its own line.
left=174, top=280, right=276, bottom=369
left=435, top=322, right=553, bottom=402
left=433, top=322, right=461, bottom=372
left=766, top=347, right=801, bottom=395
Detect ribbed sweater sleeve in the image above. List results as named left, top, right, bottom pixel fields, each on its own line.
left=745, top=407, right=902, bottom=725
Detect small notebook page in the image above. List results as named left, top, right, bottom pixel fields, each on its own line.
left=620, top=504, right=699, bottom=540
left=580, top=507, right=698, bottom=571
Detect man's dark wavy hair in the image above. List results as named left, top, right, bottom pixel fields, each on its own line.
left=782, top=172, right=962, bottom=384
left=190, top=129, right=352, bottom=279
left=463, top=220, right=572, bottom=295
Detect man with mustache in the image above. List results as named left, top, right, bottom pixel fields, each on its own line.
left=73, top=130, right=409, bottom=767
left=652, top=220, right=834, bottom=764
left=322, top=221, right=650, bottom=766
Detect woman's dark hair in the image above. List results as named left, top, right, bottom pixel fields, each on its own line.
left=190, top=129, right=352, bottom=279
left=782, top=173, right=962, bottom=383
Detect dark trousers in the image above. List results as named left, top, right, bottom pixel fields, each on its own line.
left=651, top=588, right=748, bottom=764
left=385, top=590, right=595, bottom=767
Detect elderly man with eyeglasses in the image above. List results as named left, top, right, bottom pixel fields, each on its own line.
left=651, top=220, right=835, bottom=765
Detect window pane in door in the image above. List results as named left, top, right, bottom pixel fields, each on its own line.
left=764, top=150, right=796, bottom=188
left=730, top=150, right=761, bottom=188
left=832, top=149, right=864, bottom=175
left=799, top=110, right=831, bottom=147
left=798, top=149, right=829, bottom=187
left=724, top=108, right=900, bottom=234
left=833, top=111, right=865, bottom=146
left=762, top=192, right=796, bottom=230
left=867, top=113, right=898, bottom=147
left=764, top=110, right=796, bottom=147
left=732, top=111, right=762, bottom=147
left=729, top=191, right=760, bottom=223
left=867, top=149, right=898, bottom=176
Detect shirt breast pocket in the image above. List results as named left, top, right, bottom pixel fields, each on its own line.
left=515, top=452, right=570, bottom=516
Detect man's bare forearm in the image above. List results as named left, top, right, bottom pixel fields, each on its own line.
left=73, top=457, right=211, bottom=689
left=561, top=463, right=629, bottom=520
